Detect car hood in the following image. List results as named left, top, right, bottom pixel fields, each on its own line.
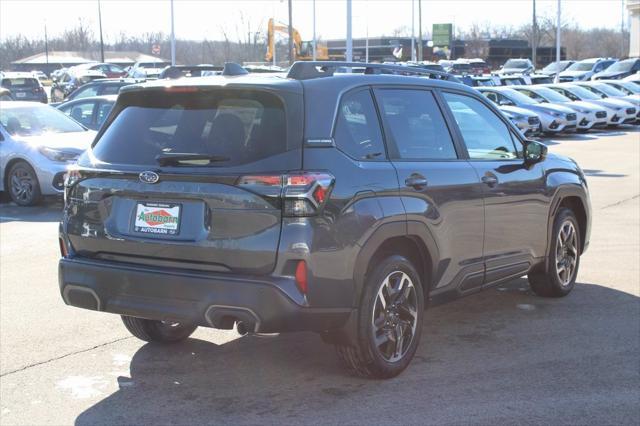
left=499, top=68, right=529, bottom=75
left=623, top=95, right=640, bottom=105
left=499, top=105, right=536, bottom=117
left=545, top=152, right=581, bottom=171
left=560, top=100, right=602, bottom=112
left=597, top=97, right=636, bottom=109
left=593, top=71, right=626, bottom=79
left=12, top=130, right=96, bottom=152
left=523, top=103, right=576, bottom=115
left=559, top=70, right=590, bottom=78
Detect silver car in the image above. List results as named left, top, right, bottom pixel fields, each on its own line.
left=574, top=81, right=640, bottom=112
left=547, top=84, right=637, bottom=126
left=511, top=85, right=608, bottom=131
left=499, top=105, right=541, bottom=137
left=478, top=87, right=578, bottom=134
left=0, top=102, right=95, bottom=206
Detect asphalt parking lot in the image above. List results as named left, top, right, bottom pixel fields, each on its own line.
left=0, top=127, right=638, bottom=425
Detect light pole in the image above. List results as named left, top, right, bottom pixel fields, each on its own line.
left=532, top=0, right=537, bottom=69
left=418, top=0, right=423, bottom=61
left=170, top=0, right=176, bottom=66
left=554, top=0, right=561, bottom=83
left=98, top=0, right=105, bottom=63
left=44, top=21, right=49, bottom=69
left=312, top=0, right=317, bottom=60
left=365, top=2, right=369, bottom=63
left=411, top=0, right=416, bottom=62
left=621, top=0, right=625, bottom=58
left=346, top=0, right=353, bottom=62
left=288, top=0, right=294, bottom=65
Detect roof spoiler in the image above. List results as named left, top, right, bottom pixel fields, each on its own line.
left=286, top=61, right=459, bottom=82
left=222, top=62, right=249, bottom=76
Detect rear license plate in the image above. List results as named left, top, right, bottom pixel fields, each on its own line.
left=134, top=202, right=181, bottom=235
left=15, top=92, right=26, bottom=98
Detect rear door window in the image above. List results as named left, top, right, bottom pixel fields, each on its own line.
left=333, top=89, right=386, bottom=160
left=72, top=85, right=98, bottom=99
left=100, top=84, right=122, bottom=95
left=92, top=89, right=290, bottom=167
left=60, top=101, right=96, bottom=127
left=375, top=89, right=458, bottom=160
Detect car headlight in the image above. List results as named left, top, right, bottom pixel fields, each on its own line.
left=549, top=111, right=564, bottom=117
left=38, top=147, right=80, bottom=162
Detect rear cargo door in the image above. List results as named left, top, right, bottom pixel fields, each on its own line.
left=66, top=86, right=303, bottom=275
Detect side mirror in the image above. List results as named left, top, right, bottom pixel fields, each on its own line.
left=523, top=140, right=547, bottom=164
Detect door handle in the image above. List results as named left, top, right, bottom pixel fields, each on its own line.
left=481, top=174, right=498, bottom=187
left=405, top=175, right=428, bottom=189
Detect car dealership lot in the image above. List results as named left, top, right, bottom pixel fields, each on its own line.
left=1, top=128, right=638, bottom=425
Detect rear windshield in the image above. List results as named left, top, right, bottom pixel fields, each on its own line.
left=504, top=60, right=530, bottom=69
left=1, top=78, right=39, bottom=89
left=92, top=89, right=288, bottom=167
left=604, top=60, right=635, bottom=72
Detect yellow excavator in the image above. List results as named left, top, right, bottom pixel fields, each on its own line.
left=265, top=18, right=330, bottom=61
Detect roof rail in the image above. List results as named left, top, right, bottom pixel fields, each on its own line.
left=286, top=61, right=460, bottom=82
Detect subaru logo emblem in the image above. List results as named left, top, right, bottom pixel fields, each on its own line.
left=139, top=171, right=159, bottom=184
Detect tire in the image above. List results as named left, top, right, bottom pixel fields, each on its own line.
left=7, top=161, right=42, bottom=206
left=121, top=316, right=197, bottom=343
left=528, top=207, right=581, bottom=297
left=335, top=255, right=424, bottom=379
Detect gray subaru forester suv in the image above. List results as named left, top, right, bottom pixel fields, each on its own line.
left=58, top=62, right=591, bottom=378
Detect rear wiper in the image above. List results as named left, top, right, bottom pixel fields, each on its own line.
left=155, top=153, right=230, bottom=166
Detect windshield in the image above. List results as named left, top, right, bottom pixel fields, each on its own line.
left=618, top=81, right=640, bottom=94
left=564, top=85, right=601, bottom=100
left=500, top=88, right=539, bottom=105
left=604, top=60, right=635, bottom=72
left=567, top=61, right=596, bottom=72
left=542, top=61, right=569, bottom=72
left=590, top=83, right=626, bottom=97
left=92, top=89, right=288, bottom=167
left=0, top=105, right=86, bottom=136
left=503, top=59, right=529, bottom=69
left=534, top=87, right=571, bottom=103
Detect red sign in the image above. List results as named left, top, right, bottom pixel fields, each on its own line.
left=151, top=44, right=161, bottom=55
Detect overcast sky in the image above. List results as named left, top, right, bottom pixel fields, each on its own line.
left=0, top=0, right=630, bottom=43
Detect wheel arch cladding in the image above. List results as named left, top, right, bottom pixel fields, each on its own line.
left=354, top=222, right=435, bottom=306
left=559, top=196, right=587, bottom=253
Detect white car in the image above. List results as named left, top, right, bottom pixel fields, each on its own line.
left=499, top=105, right=541, bottom=137
left=127, top=61, right=171, bottom=79
left=0, top=102, right=96, bottom=206
left=547, top=84, right=637, bottom=126
left=512, top=86, right=608, bottom=131
left=558, top=58, right=617, bottom=82
left=478, top=87, right=578, bottom=134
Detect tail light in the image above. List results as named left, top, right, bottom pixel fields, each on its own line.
left=237, top=172, right=334, bottom=217
left=32, top=86, right=44, bottom=93
left=59, top=237, right=68, bottom=257
left=294, top=260, right=308, bottom=294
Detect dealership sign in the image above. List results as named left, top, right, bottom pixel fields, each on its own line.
left=432, top=23, right=453, bottom=48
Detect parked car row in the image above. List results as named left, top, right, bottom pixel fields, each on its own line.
left=480, top=79, right=639, bottom=136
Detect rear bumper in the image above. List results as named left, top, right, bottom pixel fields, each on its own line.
left=59, top=257, right=351, bottom=333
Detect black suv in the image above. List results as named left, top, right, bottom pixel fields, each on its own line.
left=59, top=62, right=591, bottom=378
